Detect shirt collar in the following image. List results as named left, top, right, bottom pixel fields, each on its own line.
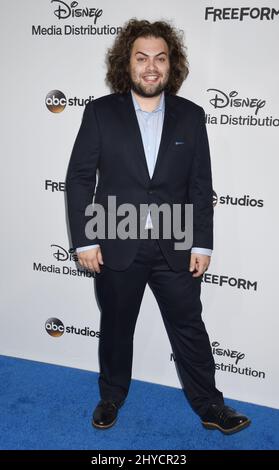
left=131, top=90, right=165, bottom=113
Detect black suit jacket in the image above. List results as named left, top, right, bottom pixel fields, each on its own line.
left=66, top=91, right=213, bottom=271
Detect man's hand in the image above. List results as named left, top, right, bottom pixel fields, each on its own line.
left=189, top=253, right=210, bottom=278
left=77, top=246, right=104, bottom=273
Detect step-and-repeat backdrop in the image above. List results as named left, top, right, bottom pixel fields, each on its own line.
left=1, top=0, right=278, bottom=409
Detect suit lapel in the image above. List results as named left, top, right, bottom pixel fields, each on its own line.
left=117, top=91, right=177, bottom=184
left=117, top=92, right=151, bottom=185
left=151, top=93, right=177, bottom=182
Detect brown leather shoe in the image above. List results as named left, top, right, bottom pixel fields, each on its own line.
left=201, top=404, right=251, bottom=434
left=92, top=400, right=119, bottom=429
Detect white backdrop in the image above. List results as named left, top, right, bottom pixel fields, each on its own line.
left=1, top=0, right=279, bottom=409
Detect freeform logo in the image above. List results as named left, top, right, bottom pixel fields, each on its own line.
left=45, top=317, right=100, bottom=338
left=45, top=317, right=65, bottom=337
left=45, top=90, right=94, bottom=113
left=214, top=193, right=264, bottom=208
left=205, top=7, right=279, bottom=21
left=45, top=180, right=66, bottom=192
left=202, top=273, right=258, bottom=291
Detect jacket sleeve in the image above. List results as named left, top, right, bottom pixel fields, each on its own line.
left=188, top=106, right=214, bottom=250
left=66, top=101, right=101, bottom=250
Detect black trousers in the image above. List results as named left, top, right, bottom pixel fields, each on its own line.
left=95, top=238, right=223, bottom=417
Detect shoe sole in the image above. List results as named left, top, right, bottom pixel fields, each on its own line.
left=92, top=417, right=117, bottom=430
left=202, top=419, right=251, bottom=435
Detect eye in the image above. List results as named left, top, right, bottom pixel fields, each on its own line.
left=137, top=57, right=146, bottom=62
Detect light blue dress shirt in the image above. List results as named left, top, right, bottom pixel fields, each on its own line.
left=76, top=91, right=212, bottom=257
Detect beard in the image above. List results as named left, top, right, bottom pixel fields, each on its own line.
left=130, top=74, right=169, bottom=98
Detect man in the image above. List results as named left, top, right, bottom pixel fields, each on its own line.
left=66, top=19, right=251, bottom=434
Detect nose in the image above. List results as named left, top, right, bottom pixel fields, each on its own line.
left=145, top=57, right=158, bottom=71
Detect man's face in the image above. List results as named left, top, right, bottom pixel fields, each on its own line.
left=129, top=36, right=170, bottom=98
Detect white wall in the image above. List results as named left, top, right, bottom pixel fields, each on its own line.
left=1, top=0, right=278, bottom=408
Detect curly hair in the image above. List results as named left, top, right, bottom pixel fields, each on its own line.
left=106, top=19, right=189, bottom=95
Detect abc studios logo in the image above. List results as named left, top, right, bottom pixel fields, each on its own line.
left=213, top=190, right=218, bottom=207
left=45, top=318, right=65, bottom=337
left=45, top=90, right=67, bottom=113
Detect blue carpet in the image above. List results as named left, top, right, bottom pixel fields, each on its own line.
left=0, top=355, right=278, bottom=450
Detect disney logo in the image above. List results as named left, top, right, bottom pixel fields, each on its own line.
left=51, top=244, right=78, bottom=262
left=51, top=0, right=103, bottom=23
left=207, top=88, right=265, bottom=115
left=211, top=341, right=245, bottom=365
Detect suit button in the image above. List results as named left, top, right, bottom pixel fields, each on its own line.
left=148, top=190, right=154, bottom=194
